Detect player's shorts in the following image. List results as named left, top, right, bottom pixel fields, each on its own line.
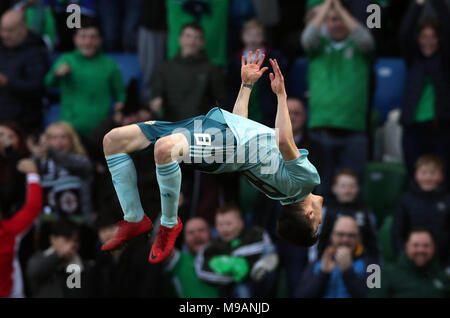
left=136, top=107, right=237, bottom=172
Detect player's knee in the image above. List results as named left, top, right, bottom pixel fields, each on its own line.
left=103, top=128, right=125, bottom=155
left=154, top=138, right=174, bottom=164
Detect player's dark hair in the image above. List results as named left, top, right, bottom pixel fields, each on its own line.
left=277, top=202, right=319, bottom=247
left=180, top=22, right=204, bottom=37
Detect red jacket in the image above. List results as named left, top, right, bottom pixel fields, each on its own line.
left=0, top=173, right=42, bottom=297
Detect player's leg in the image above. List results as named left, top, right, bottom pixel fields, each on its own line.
left=149, top=133, right=188, bottom=263
left=101, top=125, right=152, bottom=251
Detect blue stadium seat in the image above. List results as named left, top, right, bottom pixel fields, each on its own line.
left=287, top=57, right=308, bottom=102
left=43, top=104, right=60, bottom=129
left=372, top=58, right=406, bottom=123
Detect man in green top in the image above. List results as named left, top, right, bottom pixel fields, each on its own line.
left=301, top=0, right=374, bottom=197
left=163, top=217, right=219, bottom=297
left=45, top=18, right=126, bottom=137
left=369, top=228, right=450, bottom=298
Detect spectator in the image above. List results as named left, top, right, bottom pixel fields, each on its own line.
left=399, top=0, right=450, bottom=183
left=163, top=217, right=219, bottom=298
left=96, top=0, right=142, bottom=52
left=26, top=219, right=87, bottom=297
left=228, top=18, right=285, bottom=126
left=46, top=0, right=97, bottom=52
left=318, top=169, right=379, bottom=262
left=0, top=159, right=42, bottom=298
left=0, top=9, right=48, bottom=133
left=44, top=17, right=126, bottom=138
left=295, top=216, right=377, bottom=298
left=138, top=0, right=167, bottom=101
left=0, top=122, right=29, bottom=218
left=370, top=228, right=450, bottom=298
left=166, top=0, right=229, bottom=66
left=14, top=0, right=57, bottom=50
left=86, top=203, right=163, bottom=298
left=301, top=0, right=375, bottom=198
left=149, top=22, right=226, bottom=121
left=195, top=205, right=278, bottom=298
left=392, top=154, right=450, bottom=268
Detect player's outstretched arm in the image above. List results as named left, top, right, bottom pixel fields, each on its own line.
left=232, top=49, right=268, bottom=118
left=269, top=58, right=300, bottom=162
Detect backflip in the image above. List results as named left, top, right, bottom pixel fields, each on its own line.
left=101, top=50, right=323, bottom=263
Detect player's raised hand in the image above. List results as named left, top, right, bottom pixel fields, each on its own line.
left=241, top=49, right=269, bottom=85
left=269, top=58, right=286, bottom=96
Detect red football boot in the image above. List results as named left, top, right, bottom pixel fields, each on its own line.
left=101, top=214, right=152, bottom=252
left=149, top=217, right=183, bottom=263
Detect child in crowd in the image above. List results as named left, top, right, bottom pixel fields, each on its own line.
left=393, top=155, right=450, bottom=268
left=317, top=169, right=379, bottom=262
left=195, top=205, right=278, bottom=298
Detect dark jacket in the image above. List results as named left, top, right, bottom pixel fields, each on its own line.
left=151, top=50, right=226, bottom=122
left=0, top=31, right=48, bottom=129
left=392, top=181, right=450, bottom=267
left=369, top=252, right=450, bottom=298
left=294, top=249, right=376, bottom=298
left=318, top=198, right=379, bottom=262
left=399, top=0, right=450, bottom=126
left=26, top=248, right=87, bottom=298
left=86, top=236, right=164, bottom=298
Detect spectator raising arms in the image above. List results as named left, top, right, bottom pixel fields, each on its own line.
left=301, top=0, right=374, bottom=198
left=45, top=17, right=125, bottom=137
left=0, top=159, right=42, bottom=298
left=399, top=0, right=450, bottom=184
left=0, top=9, right=48, bottom=133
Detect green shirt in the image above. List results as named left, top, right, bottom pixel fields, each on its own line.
left=414, top=76, right=436, bottom=123
left=45, top=49, right=125, bottom=136
left=163, top=250, right=219, bottom=298
left=307, top=37, right=372, bottom=131
left=166, top=0, right=228, bottom=66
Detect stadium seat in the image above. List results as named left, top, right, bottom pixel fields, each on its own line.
left=287, top=57, right=308, bottom=102
left=372, top=58, right=406, bottom=124
left=378, top=215, right=396, bottom=263
left=362, top=162, right=408, bottom=227
left=43, top=103, right=61, bottom=129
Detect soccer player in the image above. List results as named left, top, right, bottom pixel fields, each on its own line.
left=101, top=50, right=323, bottom=263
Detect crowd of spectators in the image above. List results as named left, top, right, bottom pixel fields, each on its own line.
left=1, top=0, right=450, bottom=298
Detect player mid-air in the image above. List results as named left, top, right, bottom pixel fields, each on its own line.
left=101, top=50, right=323, bottom=263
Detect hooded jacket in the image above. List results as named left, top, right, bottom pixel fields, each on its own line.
left=392, top=181, right=450, bottom=266
left=150, top=50, right=226, bottom=122
left=369, top=252, right=450, bottom=298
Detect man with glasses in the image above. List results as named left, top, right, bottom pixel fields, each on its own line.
left=294, top=216, right=378, bottom=298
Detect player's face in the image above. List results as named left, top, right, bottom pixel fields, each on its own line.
left=215, top=211, right=244, bottom=242
left=303, top=194, right=323, bottom=234
left=415, top=164, right=443, bottom=192
left=184, top=218, right=211, bottom=254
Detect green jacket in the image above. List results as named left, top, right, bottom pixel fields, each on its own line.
left=45, top=49, right=125, bottom=136
left=369, top=252, right=450, bottom=298
left=151, top=51, right=226, bottom=121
